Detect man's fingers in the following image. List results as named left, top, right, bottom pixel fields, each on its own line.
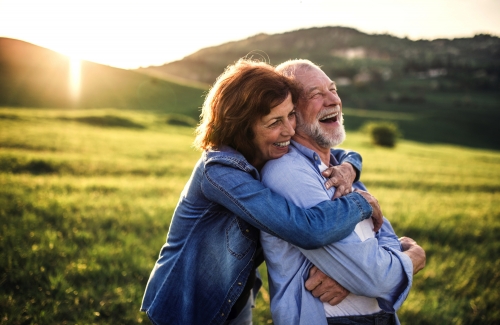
left=304, top=266, right=324, bottom=291
left=328, top=295, right=344, bottom=306
left=325, top=177, right=338, bottom=190
left=322, top=167, right=333, bottom=178
left=315, top=283, right=349, bottom=304
left=332, top=185, right=344, bottom=199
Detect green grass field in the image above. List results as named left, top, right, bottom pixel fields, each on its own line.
left=1, top=107, right=499, bottom=324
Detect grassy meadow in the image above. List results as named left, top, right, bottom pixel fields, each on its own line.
left=1, top=107, right=499, bottom=324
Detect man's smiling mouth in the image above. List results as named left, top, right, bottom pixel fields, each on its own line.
left=319, top=112, right=339, bottom=123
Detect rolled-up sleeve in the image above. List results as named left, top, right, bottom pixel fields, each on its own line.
left=298, top=225, right=413, bottom=311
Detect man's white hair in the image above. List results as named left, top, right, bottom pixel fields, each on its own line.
left=275, top=59, right=322, bottom=81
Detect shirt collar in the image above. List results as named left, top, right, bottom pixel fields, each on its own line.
left=290, top=140, right=340, bottom=173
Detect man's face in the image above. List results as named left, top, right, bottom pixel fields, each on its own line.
left=295, top=67, right=345, bottom=148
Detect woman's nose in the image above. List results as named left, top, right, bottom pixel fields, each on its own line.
left=282, top=118, right=295, bottom=136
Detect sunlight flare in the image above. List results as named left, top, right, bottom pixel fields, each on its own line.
left=69, top=57, right=81, bottom=102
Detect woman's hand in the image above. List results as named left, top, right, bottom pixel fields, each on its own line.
left=353, top=189, right=383, bottom=232
left=322, top=163, right=356, bottom=198
left=305, top=266, right=350, bottom=306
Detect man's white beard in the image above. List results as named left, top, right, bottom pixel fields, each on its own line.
left=297, top=114, right=346, bottom=148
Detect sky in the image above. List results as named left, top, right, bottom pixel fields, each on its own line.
left=1, top=0, right=499, bottom=69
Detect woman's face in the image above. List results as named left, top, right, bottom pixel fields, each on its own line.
left=251, top=93, right=296, bottom=169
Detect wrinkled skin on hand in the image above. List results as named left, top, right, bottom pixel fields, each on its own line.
left=323, top=164, right=383, bottom=232
left=400, top=236, right=426, bottom=274
left=354, top=189, right=383, bottom=232
left=322, top=163, right=356, bottom=199
left=305, top=265, right=350, bottom=306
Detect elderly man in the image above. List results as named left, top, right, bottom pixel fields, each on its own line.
left=260, top=60, right=426, bottom=325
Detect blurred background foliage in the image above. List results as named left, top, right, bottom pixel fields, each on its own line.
left=1, top=26, right=500, bottom=150
left=1, top=26, right=500, bottom=324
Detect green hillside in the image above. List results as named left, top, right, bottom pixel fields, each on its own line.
left=1, top=107, right=499, bottom=324
left=0, top=38, right=205, bottom=117
left=1, top=30, right=499, bottom=150
left=142, top=27, right=500, bottom=88
left=141, top=27, right=500, bottom=150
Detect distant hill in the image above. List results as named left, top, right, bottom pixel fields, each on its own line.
left=139, top=26, right=500, bottom=90
left=139, top=26, right=500, bottom=150
left=1, top=28, right=499, bottom=150
left=0, top=38, right=205, bottom=117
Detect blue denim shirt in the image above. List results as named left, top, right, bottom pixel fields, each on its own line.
left=261, top=142, right=413, bottom=325
left=141, top=146, right=372, bottom=325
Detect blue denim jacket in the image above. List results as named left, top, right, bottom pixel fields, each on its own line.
left=141, top=146, right=372, bottom=325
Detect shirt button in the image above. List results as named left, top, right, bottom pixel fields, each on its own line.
left=228, top=299, right=231, bottom=303
left=245, top=229, right=249, bottom=232
left=238, top=282, right=242, bottom=286
left=314, top=155, right=319, bottom=160
left=221, top=313, right=224, bottom=316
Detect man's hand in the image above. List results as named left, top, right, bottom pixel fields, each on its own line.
left=400, top=237, right=426, bottom=274
left=322, top=163, right=356, bottom=198
left=354, top=189, right=383, bottom=232
left=305, top=266, right=350, bottom=306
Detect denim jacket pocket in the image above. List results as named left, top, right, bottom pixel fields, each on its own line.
left=226, top=217, right=257, bottom=260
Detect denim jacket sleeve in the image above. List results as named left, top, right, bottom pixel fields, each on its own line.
left=331, top=148, right=362, bottom=182
left=202, top=162, right=373, bottom=249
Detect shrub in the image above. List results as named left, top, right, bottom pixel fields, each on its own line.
left=73, top=115, right=145, bottom=129
left=363, top=121, right=401, bottom=147
left=0, top=156, right=60, bottom=174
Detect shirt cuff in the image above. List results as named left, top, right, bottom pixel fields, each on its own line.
left=379, top=246, right=414, bottom=312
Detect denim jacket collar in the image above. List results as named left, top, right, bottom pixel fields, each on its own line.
left=204, top=145, right=260, bottom=179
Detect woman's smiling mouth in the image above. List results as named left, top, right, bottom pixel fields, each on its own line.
left=274, top=140, right=290, bottom=147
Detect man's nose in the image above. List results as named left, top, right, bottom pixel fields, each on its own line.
left=325, top=90, right=341, bottom=106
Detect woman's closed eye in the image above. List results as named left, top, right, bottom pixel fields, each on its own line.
left=268, top=119, right=282, bottom=128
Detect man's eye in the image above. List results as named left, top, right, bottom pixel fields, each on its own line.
left=311, top=93, right=321, bottom=98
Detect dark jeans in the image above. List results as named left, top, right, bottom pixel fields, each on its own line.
left=326, top=311, right=396, bottom=325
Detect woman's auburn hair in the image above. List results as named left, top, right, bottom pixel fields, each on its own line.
left=194, top=59, right=301, bottom=162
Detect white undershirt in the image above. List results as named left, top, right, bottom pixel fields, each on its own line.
left=319, top=162, right=382, bottom=316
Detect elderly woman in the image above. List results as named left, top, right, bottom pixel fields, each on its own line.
left=140, top=59, right=379, bottom=325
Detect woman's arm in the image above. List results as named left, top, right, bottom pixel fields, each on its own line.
left=202, top=163, right=373, bottom=249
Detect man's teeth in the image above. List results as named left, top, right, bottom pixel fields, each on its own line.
left=319, top=112, right=338, bottom=122
left=274, top=141, right=290, bottom=147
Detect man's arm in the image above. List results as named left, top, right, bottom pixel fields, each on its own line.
left=262, top=158, right=413, bottom=311
left=298, top=220, right=414, bottom=311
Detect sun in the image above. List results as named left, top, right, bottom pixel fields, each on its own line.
left=68, top=56, right=81, bottom=103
